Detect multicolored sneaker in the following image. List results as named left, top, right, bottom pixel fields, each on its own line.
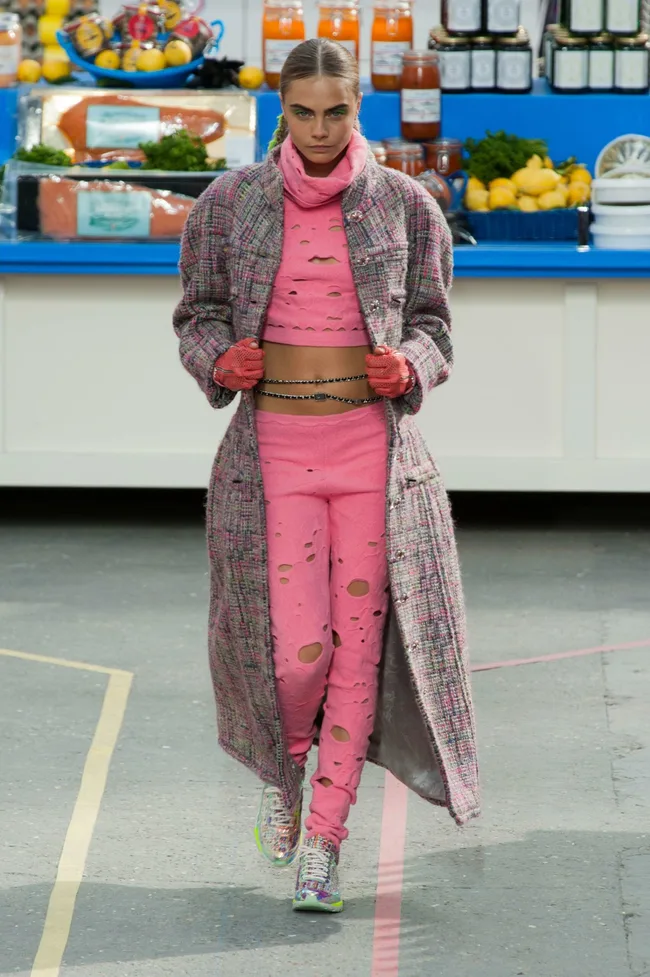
left=255, top=785, right=302, bottom=867
left=292, top=835, right=343, bottom=913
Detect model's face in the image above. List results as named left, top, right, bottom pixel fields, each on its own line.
left=281, top=76, right=362, bottom=171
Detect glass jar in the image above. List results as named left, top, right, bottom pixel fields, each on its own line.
left=384, top=141, right=425, bottom=176
left=552, top=33, right=589, bottom=90
left=496, top=29, right=533, bottom=91
left=0, top=13, right=22, bottom=88
left=486, top=0, right=520, bottom=36
left=263, top=1, right=305, bottom=90
left=369, top=140, right=387, bottom=164
left=589, top=32, right=614, bottom=88
left=559, top=0, right=604, bottom=35
left=543, top=24, right=560, bottom=82
left=614, top=33, right=649, bottom=91
left=400, top=50, right=441, bottom=141
left=424, top=137, right=463, bottom=175
left=442, top=0, right=483, bottom=36
left=317, top=2, right=360, bottom=60
left=437, top=34, right=472, bottom=91
left=371, top=1, right=413, bottom=91
left=471, top=35, right=497, bottom=89
left=607, top=0, right=640, bottom=35
left=416, top=170, right=453, bottom=210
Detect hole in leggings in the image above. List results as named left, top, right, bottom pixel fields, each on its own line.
left=305, top=542, right=313, bottom=548
left=288, top=290, right=298, bottom=296
left=332, top=726, right=350, bottom=742
left=300, top=240, right=310, bottom=245
left=329, top=224, right=343, bottom=232
left=348, top=579, right=370, bottom=598
left=333, top=632, right=342, bottom=648
left=306, top=554, right=316, bottom=564
left=291, top=224, right=301, bottom=230
left=307, top=469, right=314, bottom=472
left=327, top=291, right=342, bottom=297
left=327, top=316, right=343, bottom=321
left=275, top=533, right=282, bottom=538
left=350, top=617, right=360, bottom=622
left=368, top=541, right=378, bottom=547
left=280, top=578, right=290, bottom=585
left=333, top=761, right=342, bottom=766
left=338, top=558, right=343, bottom=564
left=318, top=777, right=333, bottom=787
left=373, top=610, right=382, bottom=617
left=356, top=757, right=363, bottom=763
left=298, top=642, right=323, bottom=664
left=361, top=697, right=369, bottom=704
left=309, top=256, right=340, bottom=264
left=323, top=624, right=328, bottom=632
left=278, top=564, right=293, bottom=572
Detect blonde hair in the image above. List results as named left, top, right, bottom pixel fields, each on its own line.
left=268, top=38, right=361, bottom=150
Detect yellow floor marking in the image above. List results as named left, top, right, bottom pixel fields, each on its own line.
left=1, top=649, right=134, bottom=977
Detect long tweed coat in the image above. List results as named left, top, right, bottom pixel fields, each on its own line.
left=173, top=146, right=480, bottom=826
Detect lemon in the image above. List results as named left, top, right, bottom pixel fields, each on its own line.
left=95, top=48, right=120, bottom=70
left=517, top=195, right=539, bottom=212
left=526, top=154, right=544, bottom=169
left=239, top=65, right=265, bottom=90
left=164, top=38, right=192, bottom=67
left=45, top=0, right=70, bottom=13
left=538, top=190, right=566, bottom=211
left=570, top=167, right=592, bottom=185
left=42, top=58, right=72, bottom=82
left=489, top=186, right=516, bottom=210
left=17, top=59, right=42, bottom=83
left=512, top=166, right=561, bottom=196
left=543, top=155, right=554, bottom=169
left=489, top=177, right=517, bottom=194
left=136, top=47, right=166, bottom=72
left=467, top=176, right=486, bottom=193
left=568, top=182, right=591, bottom=206
left=465, top=188, right=489, bottom=212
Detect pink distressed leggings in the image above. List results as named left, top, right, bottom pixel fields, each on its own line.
left=256, top=403, right=389, bottom=849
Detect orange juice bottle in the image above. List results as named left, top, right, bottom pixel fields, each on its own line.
left=317, top=2, right=360, bottom=60
left=0, top=14, right=22, bottom=88
left=263, top=0, right=305, bottom=90
left=371, top=1, right=414, bottom=91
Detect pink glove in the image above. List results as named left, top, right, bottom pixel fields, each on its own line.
left=365, top=346, right=415, bottom=399
left=213, top=338, right=265, bottom=391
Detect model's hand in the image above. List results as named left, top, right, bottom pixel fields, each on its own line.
left=365, top=346, right=415, bottom=398
left=213, top=338, right=265, bottom=391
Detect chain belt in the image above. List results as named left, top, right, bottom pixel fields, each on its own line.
left=257, top=374, right=380, bottom=406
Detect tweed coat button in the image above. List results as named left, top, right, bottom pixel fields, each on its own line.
left=348, top=210, right=363, bottom=222
left=368, top=300, right=379, bottom=313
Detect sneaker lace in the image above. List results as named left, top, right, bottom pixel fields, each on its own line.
left=301, top=847, right=331, bottom=885
left=266, top=788, right=293, bottom=828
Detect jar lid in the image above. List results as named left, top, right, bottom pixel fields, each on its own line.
left=591, top=32, right=613, bottom=42
left=265, top=0, right=304, bottom=7
left=386, top=142, right=424, bottom=157
left=614, top=33, right=649, bottom=45
left=439, top=36, right=470, bottom=47
left=403, top=49, right=440, bottom=60
left=0, top=12, right=20, bottom=26
left=498, top=33, right=528, bottom=46
left=429, top=25, right=446, bottom=40
left=558, top=34, right=588, bottom=46
left=472, top=35, right=493, bottom=44
left=373, top=1, right=412, bottom=9
left=316, top=0, right=359, bottom=7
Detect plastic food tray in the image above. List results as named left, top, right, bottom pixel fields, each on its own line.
left=462, top=208, right=580, bottom=242
left=56, top=20, right=223, bottom=89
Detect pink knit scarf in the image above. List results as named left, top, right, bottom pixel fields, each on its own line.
left=278, top=128, right=368, bottom=209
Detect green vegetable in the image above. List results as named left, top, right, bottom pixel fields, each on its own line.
left=139, top=129, right=226, bottom=172
left=0, top=143, right=72, bottom=185
left=464, top=131, right=549, bottom=185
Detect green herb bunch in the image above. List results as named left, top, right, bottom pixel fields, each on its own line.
left=464, top=131, right=549, bottom=185
left=139, top=130, right=226, bottom=172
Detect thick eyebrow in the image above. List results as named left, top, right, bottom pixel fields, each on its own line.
left=289, top=103, right=350, bottom=112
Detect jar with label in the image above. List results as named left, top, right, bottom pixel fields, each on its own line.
left=559, top=0, right=603, bottom=35
left=471, top=35, right=496, bottom=88
left=589, top=32, right=614, bottom=88
left=369, top=140, right=387, bottom=164
left=0, top=13, right=22, bottom=88
left=552, top=33, right=589, bottom=90
left=437, top=34, right=472, bottom=91
left=371, top=1, right=413, bottom=91
left=384, top=141, right=425, bottom=176
left=543, top=24, right=560, bottom=81
left=263, top=1, right=305, bottom=90
left=487, top=0, right=520, bottom=36
left=424, top=138, right=463, bottom=175
left=496, top=29, right=533, bottom=91
left=607, top=0, right=640, bottom=36
left=317, top=2, right=360, bottom=60
left=442, top=0, right=483, bottom=36
left=614, top=33, right=649, bottom=92
left=401, top=50, right=441, bottom=141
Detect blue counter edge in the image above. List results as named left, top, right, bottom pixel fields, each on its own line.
left=1, top=241, right=650, bottom=277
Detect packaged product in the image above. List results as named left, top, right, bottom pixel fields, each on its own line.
left=65, top=14, right=113, bottom=56
left=113, top=4, right=166, bottom=43
left=169, top=15, right=212, bottom=58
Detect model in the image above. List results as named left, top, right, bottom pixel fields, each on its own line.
left=173, top=37, right=479, bottom=914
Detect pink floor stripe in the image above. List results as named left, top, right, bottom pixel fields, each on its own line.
left=371, top=772, right=409, bottom=977
left=370, top=636, right=650, bottom=976
left=471, top=637, right=650, bottom=673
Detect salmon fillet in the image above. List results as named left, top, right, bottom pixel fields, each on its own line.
left=57, top=94, right=225, bottom=162
left=38, top=176, right=196, bottom=239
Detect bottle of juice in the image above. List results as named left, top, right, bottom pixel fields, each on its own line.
left=317, top=2, right=360, bottom=60
left=263, top=1, right=305, bottom=90
left=371, top=1, right=413, bottom=91
left=0, top=14, right=22, bottom=88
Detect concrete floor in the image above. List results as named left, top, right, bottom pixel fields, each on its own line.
left=1, top=498, right=649, bottom=977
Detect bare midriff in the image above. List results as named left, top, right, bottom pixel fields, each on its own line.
left=255, top=341, right=375, bottom=415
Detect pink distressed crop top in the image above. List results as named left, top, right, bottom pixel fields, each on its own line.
left=262, top=131, right=370, bottom=348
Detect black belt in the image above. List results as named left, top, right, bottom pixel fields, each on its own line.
left=257, top=374, right=381, bottom=406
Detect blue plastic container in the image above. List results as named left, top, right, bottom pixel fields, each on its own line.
left=463, top=208, right=579, bottom=242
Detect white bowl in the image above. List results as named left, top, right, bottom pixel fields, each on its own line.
left=592, top=177, right=650, bottom=205
left=591, top=202, right=650, bottom=229
left=591, top=224, right=650, bottom=249
left=595, top=134, right=650, bottom=179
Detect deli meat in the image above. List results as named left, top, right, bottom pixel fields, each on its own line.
left=38, top=176, right=196, bottom=239
left=57, top=94, right=225, bottom=161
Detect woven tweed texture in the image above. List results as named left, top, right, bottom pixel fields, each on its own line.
left=173, top=149, right=480, bottom=826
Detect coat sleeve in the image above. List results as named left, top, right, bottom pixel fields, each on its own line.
left=398, top=182, right=454, bottom=416
left=173, top=180, right=237, bottom=410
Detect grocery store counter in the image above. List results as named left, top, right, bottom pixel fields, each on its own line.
left=1, top=239, right=650, bottom=493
